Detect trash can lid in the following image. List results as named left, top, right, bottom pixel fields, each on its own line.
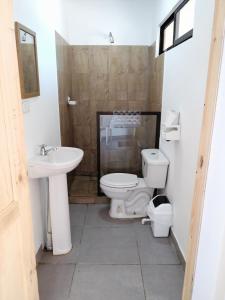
left=148, top=197, right=172, bottom=215
left=153, top=195, right=170, bottom=207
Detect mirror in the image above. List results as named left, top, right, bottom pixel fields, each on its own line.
left=15, top=22, right=40, bottom=99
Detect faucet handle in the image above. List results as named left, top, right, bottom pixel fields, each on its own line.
left=39, top=144, right=47, bottom=156
left=39, top=144, right=47, bottom=148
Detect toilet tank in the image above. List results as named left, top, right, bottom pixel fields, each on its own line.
left=141, top=149, right=169, bottom=188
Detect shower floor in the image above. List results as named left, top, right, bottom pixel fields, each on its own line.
left=69, top=175, right=109, bottom=204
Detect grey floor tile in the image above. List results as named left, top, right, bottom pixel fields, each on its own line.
left=70, top=204, right=87, bottom=226
left=136, top=226, right=180, bottom=265
left=38, top=264, right=75, bottom=300
left=38, top=204, right=183, bottom=300
left=78, top=227, right=139, bottom=264
left=40, top=245, right=80, bottom=264
left=142, top=265, right=184, bottom=300
left=69, top=264, right=145, bottom=300
left=71, top=225, right=84, bottom=244
left=85, top=204, right=142, bottom=227
left=40, top=226, right=82, bottom=264
left=85, top=204, right=113, bottom=227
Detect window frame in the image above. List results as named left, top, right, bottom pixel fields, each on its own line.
left=159, top=0, right=194, bottom=55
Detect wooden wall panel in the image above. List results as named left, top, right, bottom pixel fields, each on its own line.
left=148, top=43, right=164, bottom=111
left=70, top=45, right=155, bottom=176
left=56, top=44, right=164, bottom=176
left=55, top=32, right=73, bottom=146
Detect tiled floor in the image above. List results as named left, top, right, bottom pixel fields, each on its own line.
left=38, top=204, right=184, bottom=300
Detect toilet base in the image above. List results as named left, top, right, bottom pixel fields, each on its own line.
left=109, top=198, right=147, bottom=219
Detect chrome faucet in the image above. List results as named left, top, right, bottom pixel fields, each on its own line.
left=40, top=144, right=57, bottom=156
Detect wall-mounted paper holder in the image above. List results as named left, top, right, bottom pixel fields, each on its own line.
left=67, top=96, right=77, bottom=106
left=161, top=110, right=180, bottom=141
left=162, top=124, right=181, bottom=141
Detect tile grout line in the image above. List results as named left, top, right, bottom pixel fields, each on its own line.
left=79, top=204, right=88, bottom=244
left=67, top=205, right=88, bottom=299
left=37, top=261, right=181, bottom=266
left=136, top=240, right=147, bottom=300
left=68, top=263, right=77, bottom=299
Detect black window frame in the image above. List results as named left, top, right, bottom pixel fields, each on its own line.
left=159, top=0, right=194, bottom=55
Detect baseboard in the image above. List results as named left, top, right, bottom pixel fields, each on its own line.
left=170, top=230, right=186, bottom=269
left=36, top=245, right=43, bottom=266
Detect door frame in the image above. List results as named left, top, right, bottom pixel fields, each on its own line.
left=0, top=0, right=39, bottom=299
left=182, top=0, right=225, bottom=299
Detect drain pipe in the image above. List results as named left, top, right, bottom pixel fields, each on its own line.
left=46, top=199, right=53, bottom=250
left=141, top=218, right=151, bottom=225
left=46, top=181, right=53, bottom=250
left=40, top=178, right=53, bottom=250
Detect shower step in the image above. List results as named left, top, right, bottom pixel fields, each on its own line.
left=69, top=195, right=109, bottom=204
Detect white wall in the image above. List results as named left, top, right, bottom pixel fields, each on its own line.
left=154, top=0, right=215, bottom=257
left=152, top=0, right=179, bottom=42
left=64, top=0, right=155, bottom=45
left=192, top=42, right=225, bottom=300
left=13, top=0, right=68, bottom=253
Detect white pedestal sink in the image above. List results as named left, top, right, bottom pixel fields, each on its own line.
left=28, top=147, right=84, bottom=255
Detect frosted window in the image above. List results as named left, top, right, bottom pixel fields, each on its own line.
left=176, top=0, right=195, bottom=39
left=159, top=0, right=195, bottom=54
left=163, top=21, right=174, bottom=51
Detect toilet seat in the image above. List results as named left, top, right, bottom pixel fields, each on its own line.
left=100, top=173, right=138, bottom=188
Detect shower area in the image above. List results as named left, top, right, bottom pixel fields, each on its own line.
left=55, top=34, right=164, bottom=203
left=97, top=112, right=161, bottom=194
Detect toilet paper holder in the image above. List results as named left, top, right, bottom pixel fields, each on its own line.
left=67, top=96, right=77, bottom=106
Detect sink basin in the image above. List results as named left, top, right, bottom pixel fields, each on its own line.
left=28, top=146, right=84, bottom=256
left=28, top=147, right=84, bottom=179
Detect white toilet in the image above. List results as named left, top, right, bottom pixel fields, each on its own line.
left=100, top=149, right=169, bottom=219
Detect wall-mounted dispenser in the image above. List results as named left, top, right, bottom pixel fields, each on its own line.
left=161, top=110, right=180, bottom=142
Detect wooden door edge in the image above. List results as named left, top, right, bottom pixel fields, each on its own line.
left=182, top=0, right=225, bottom=299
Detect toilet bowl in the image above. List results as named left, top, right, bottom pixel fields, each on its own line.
left=100, top=174, right=153, bottom=218
left=100, top=149, right=169, bottom=219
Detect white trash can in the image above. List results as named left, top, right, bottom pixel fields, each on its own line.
left=147, top=195, right=172, bottom=237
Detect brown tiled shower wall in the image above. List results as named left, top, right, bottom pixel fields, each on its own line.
left=55, top=32, right=73, bottom=146
left=55, top=33, right=164, bottom=177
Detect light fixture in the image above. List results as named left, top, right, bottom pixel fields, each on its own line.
left=109, top=32, right=114, bottom=44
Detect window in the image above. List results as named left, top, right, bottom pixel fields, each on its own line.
left=159, top=0, right=195, bottom=54
left=163, top=20, right=174, bottom=51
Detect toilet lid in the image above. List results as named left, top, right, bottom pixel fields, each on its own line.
left=100, top=173, right=138, bottom=188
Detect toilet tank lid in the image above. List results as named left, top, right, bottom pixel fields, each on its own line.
left=100, top=173, right=138, bottom=188
left=141, top=149, right=169, bottom=166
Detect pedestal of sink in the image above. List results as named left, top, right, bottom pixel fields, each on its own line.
left=28, top=147, right=84, bottom=255
left=49, top=174, right=72, bottom=255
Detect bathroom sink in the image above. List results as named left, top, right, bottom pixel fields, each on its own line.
left=27, top=146, right=84, bottom=256
left=28, top=147, right=84, bottom=179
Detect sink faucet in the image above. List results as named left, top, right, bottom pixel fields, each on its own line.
left=40, top=144, right=57, bottom=156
